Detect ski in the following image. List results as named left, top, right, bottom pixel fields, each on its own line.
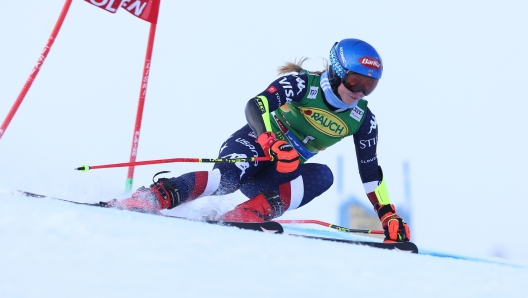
left=13, top=189, right=419, bottom=252
left=13, top=190, right=284, bottom=234
left=291, top=234, right=419, bottom=253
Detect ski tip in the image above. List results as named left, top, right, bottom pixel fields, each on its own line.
left=75, top=165, right=90, bottom=172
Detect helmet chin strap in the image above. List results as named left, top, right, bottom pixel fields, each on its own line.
left=327, top=63, right=344, bottom=101
left=328, top=64, right=342, bottom=88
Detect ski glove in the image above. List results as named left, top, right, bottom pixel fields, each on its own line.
left=375, top=204, right=411, bottom=242
left=257, top=132, right=299, bottom=173
left=257, top=132, right=277, bottom=156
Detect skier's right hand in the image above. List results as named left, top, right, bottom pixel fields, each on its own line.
left=257, top=132, right=299, bottom=173
left=257, top=132, right=277, bottom=156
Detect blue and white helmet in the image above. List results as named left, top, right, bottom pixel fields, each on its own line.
left=328, top=38, right=383, bottom=86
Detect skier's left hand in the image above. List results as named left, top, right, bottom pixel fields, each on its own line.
left=375, top=204, right=411, bottom=242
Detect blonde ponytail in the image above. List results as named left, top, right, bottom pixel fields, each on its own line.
left=277, top=57, right=327, bottom=76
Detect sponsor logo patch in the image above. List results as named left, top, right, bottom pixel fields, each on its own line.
left=359, top=57, right=382, bottom=70
left=272, top=114, right=288, bottom=133
left=254, top=97, right=267, bottom=113
left=267, top=86, right=278, bottom=93
left=307, top=86, right=319, bottom=99
left=221, top=153, right=249, bottom=178
left=299, top=107, right=348, bottom=137
left=350, top=106, right=365, bottom=122
left=368, top=115, right=377, bottom=134
left=359, top=136, right=378, bottom=149
left=296, top=77, right=306, bottom=95
left=339, top=47, right=347, bottom=64
left=360, top=156, right=377, bottom=164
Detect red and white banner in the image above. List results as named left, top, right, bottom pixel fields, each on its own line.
left=84, top=0, right=160, bottom=23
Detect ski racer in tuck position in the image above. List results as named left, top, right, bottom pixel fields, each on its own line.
left=108, top=38, right=411, bottom=242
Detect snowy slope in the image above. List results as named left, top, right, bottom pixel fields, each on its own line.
left=0, top=192, right=526, bottom=298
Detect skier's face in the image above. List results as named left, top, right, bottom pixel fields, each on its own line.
left=337, top=83, right=364, bottom=105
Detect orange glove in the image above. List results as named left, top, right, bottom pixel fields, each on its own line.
left=257, top=132, right=299, bottom=173
left=257, top=132, right=277, bottom=157
left=375, top=203, right=411, bottom=242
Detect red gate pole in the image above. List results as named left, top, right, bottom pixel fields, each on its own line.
left=125, top=21, right=159, bottom=192
left=0, top=0, right=73, bottom=141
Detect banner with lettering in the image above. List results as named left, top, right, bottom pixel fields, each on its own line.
left=84, top=0, right=160, bottom=23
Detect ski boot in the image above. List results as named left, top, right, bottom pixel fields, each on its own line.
left=102, top=171, right=182, bottom=214
left=221, top=190, right=285, bottom=222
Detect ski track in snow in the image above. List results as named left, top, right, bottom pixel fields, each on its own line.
left=0, top=192, right=527, bottom=298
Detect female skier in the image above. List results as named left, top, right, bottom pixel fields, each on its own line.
left=108, top=38, right=411, bottom=242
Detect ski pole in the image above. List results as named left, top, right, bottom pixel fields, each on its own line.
left=274, top=219, right=385, bottom=235
left=75, top=156, right=274, bottom=172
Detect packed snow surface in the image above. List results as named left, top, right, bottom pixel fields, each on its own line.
left=0, top=192, right=526, bottom=298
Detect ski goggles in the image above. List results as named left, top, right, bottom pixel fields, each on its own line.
left=342, top=71, right=379, bottom=96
